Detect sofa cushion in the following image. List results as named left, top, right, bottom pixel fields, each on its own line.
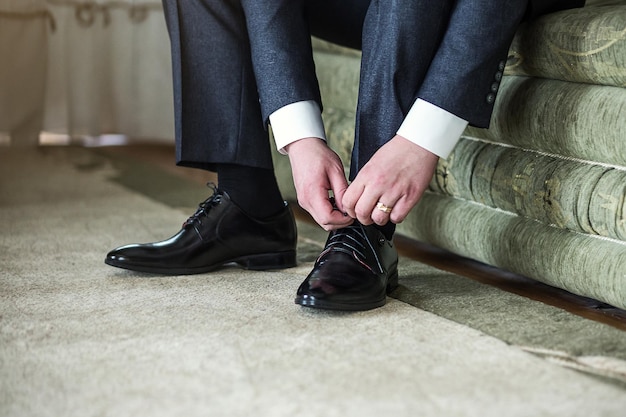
left=506, top=3, right=626, bottom=87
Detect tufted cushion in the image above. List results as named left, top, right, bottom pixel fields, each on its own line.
left=506, top=4, right=626, bottom=87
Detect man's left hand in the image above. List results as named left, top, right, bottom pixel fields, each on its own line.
left=342, top=135, right=439, bottom=226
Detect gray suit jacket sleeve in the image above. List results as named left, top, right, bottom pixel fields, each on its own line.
left=417, top=0, right=585, bottom=128
left=417, top=0, right=526, bottom=127
left=240, top=0, right=322, bottom=124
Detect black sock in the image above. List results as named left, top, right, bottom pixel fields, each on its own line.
left=216, top=164, right=285, bottom=219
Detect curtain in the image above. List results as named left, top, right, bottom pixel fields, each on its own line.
left=0, top=0, right=49, bottom=146
left=0, top=0, right=174, bottom=146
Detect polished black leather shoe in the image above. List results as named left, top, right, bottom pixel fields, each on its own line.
left=105, top=187, right=297, bottom=274
left=295, top=222, right=398, bottom=311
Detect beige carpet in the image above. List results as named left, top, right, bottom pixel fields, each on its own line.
left=1, top=146, right=626, bottom=417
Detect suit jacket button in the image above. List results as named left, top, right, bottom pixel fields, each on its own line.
left=498, top=60, right=506, bottom=71
left=495, top=71, right=503, bottom=82
left=486, top=93, right=496, bottom=104
left=491, top=82, right=500, bottom=92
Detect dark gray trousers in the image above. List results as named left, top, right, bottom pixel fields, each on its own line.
left=161, top=0, right=530, bottom=176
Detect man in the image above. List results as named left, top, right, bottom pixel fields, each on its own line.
left=106, top=0, right=585, bottom=311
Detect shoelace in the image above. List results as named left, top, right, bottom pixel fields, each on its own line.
left=317, top=223, right=384, bottom=274
left=183, top=184, right=222, bottom=227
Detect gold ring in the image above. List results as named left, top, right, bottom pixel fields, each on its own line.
left=376, top=201, right=393, bottom=214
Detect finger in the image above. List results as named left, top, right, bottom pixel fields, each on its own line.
left=328, top=171, right=349, bottom=214
left=307, top=186, right=352, bottom=230
left=371, top=199, right=395, bottom=226
left=342, top=181, right=364, bottom=219
left=388, top=195, right=414, bottom=224
left=316, top=209, right=354, bottom=230
left=352, top=187, right=382, bottom=226
left=323, top=213, right=354, bottom=230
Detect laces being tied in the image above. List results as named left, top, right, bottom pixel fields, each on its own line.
left=183, top=183, right=223, bottom=227
left=318, top=223, right=384, bottom=274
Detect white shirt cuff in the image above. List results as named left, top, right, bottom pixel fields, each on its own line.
left=269, top=100, right=327, bottom=154
left=397, top=98, right=468, bottom=159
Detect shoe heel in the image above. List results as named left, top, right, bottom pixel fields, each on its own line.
left=386, top=270, right=399, bottom=294
left=236, top=250, right=297, bottom=271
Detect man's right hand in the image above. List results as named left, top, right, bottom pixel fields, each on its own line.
left=285, top=138, right=353, bottom=231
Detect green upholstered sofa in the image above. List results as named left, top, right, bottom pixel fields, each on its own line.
left=272, top=0, right=626, bottom=310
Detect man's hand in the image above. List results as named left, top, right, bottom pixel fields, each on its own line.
left=285, top=138, right=353, bottom=231
left=342, top=135, right=439, bottom=226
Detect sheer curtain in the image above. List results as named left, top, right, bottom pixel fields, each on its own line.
left=0, top=0, right=174, bottom=146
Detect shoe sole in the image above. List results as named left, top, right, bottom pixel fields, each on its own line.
left=104, top=250, right=297, bottom=275
left=294, top=271, right=399, bottom=311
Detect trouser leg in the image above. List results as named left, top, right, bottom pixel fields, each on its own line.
left=161, top=0, right=272, bottom=171
left=162, top=0, right=327, bottom=172
left=350, top=0, right=460, bottom=178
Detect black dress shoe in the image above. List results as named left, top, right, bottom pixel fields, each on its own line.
left=295, top=222, right=398, bottom=311
left=105, top=187, right=297, bottom=274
